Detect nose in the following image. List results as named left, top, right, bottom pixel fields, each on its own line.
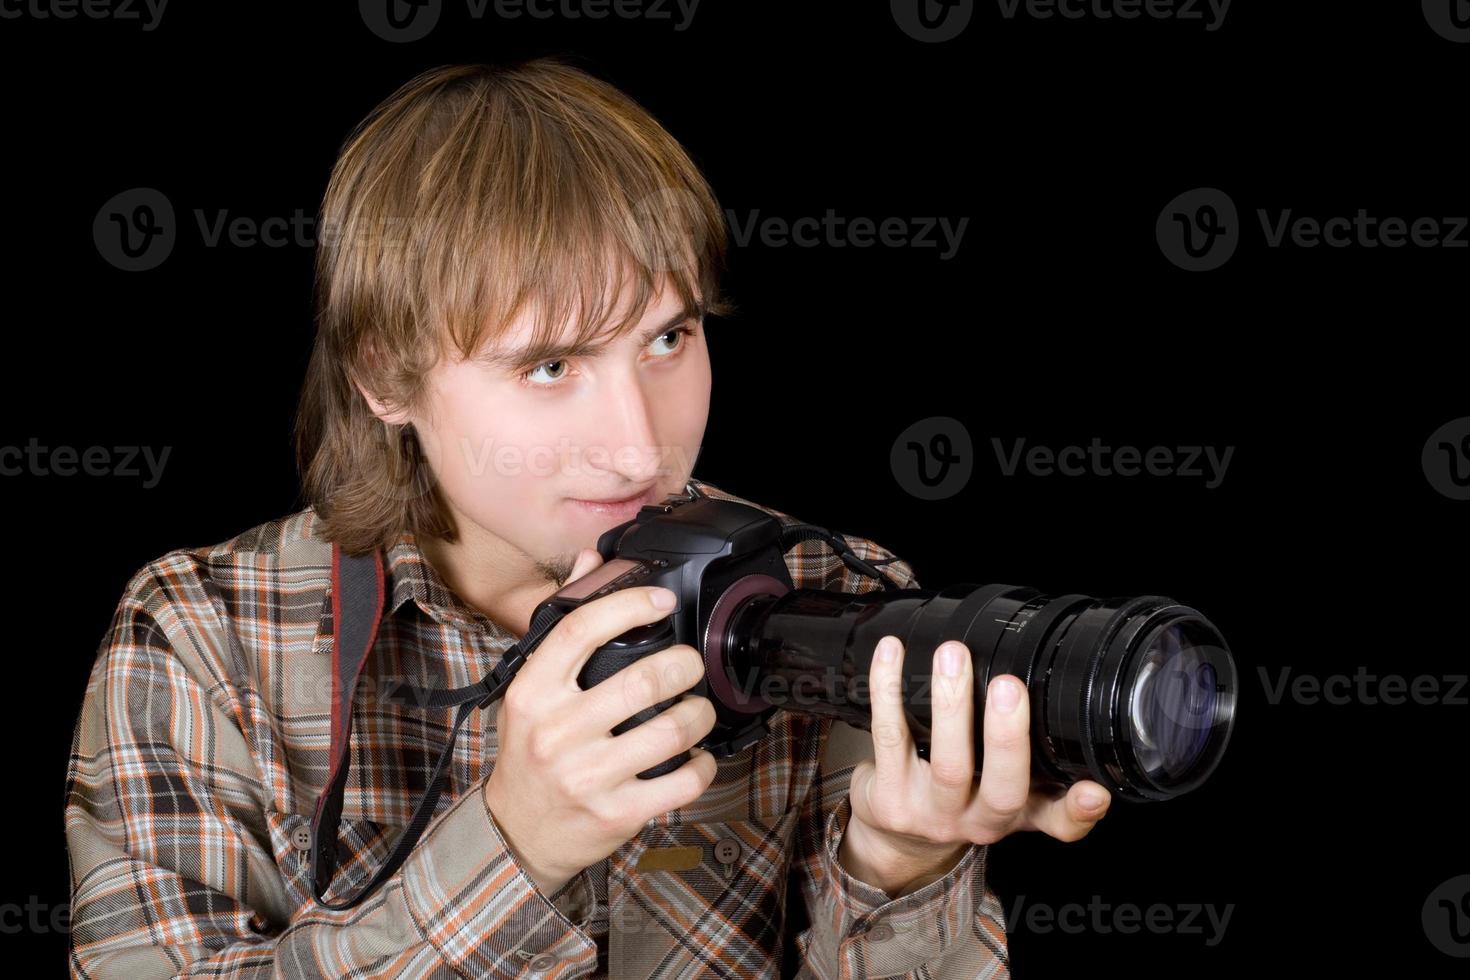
left=598, top=371, right=664, bottom=484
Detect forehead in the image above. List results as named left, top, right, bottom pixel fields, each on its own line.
left=489, top=277, right=691, bottom=351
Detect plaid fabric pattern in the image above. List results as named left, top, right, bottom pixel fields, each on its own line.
left=65, top=477, right=1009, bottom=978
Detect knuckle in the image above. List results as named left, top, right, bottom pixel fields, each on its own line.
left=985, top=724, right=1029, bottom=754
left=526, top=729, right=558, bottom=764
left=589, top=800, right=626, bottom=836
left=980, top=787, right=1027, bottom=819
left=930, top=762, right=974, bottom=788
left=556, top=611, right=593, bottom=650
left=624, top=664, right=662, bottom=708
left=666, top=646, right=702, bottom=689
left=502, top=680, right=538, bottom=719
left=872, top=721, right=906, bottom=749
left=554, top=766, right=595, bottom=802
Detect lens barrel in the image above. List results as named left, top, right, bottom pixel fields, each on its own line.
left=716, top=583, right=1236, bottom=803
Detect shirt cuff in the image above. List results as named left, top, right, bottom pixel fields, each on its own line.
left=400, top=787, right=598, bottom=976
left=820, top=792, right=1000, bottom=976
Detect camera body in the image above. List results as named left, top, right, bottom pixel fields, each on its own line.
left=529, top=487, right=792, bottom=777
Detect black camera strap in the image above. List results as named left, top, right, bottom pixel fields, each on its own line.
left=309, top=501, right=901, bottom=909
left=309, top=541, right=563, bottom=910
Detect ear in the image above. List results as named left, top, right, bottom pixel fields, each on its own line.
left=354, top=378, right=413, bottom=427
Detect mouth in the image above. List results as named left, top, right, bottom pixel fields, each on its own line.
left=566, top=484, right=661, bottom=519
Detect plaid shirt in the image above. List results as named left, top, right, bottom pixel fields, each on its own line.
left=65, top=477, right=1009, bottom=979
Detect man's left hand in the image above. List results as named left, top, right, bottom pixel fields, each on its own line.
left=840, top=635, right=1112, bottom=896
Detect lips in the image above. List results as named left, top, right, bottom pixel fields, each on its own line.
left=566, top=485, right=659, bottom=518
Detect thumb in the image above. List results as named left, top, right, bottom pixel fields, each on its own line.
left=569, top=547, right=603, bottom=582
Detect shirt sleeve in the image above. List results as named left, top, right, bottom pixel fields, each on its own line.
left=64, top=569, right=600, bottom=979
left=786, top=551, right=1010, bottom=980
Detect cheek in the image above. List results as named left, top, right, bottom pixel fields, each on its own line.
left=667, top=353, right=712, bottom=445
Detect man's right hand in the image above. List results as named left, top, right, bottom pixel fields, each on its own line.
left=482, top=548, right=719, bottom=897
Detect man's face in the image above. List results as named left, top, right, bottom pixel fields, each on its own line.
left=393, top=279, right=711, bottom=585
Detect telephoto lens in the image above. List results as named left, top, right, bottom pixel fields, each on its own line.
left=710, top=583, right=1237, bottom=803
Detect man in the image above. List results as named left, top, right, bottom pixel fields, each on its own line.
left=64, top=58, right=1110, bottom=978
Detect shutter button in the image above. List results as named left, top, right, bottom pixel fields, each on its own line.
left=528, top=953, right=558, bottom=971
left=291, top=826, right=312, bottom=852
left=867, top=922, right=895, bottom=942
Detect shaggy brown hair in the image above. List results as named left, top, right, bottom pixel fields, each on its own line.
left=294, top=58, right=735, bottom=556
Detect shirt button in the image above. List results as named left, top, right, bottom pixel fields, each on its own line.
left=713, top=837, right=741, bottom=863
left=867, top=922, right=895, bottom=942
left=528, top=953, right=559, bottom=972
left=291, top=826, right=312, bottom=852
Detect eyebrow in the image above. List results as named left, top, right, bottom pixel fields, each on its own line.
left=477, top=302, right=708, bottom=372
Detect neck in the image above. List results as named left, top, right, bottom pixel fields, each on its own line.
left=419, top=528, right=574, bottom=637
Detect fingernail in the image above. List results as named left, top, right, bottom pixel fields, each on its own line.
left=651, top=588, right=677, bottom=610
left=938, top=643, right=964, bottom=676
left=991, top=677, right=1021, bottom=711
left=877, top=636, right=898, bottom=664
left=1079, top=788, right=1106, bottom=810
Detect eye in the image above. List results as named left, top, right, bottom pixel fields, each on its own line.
left=650, top=325, right=693, bottom=357
left=521, top=359, right=568, bottom=386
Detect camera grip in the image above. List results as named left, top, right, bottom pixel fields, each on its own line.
left=574, top=617, right=690, bottom=779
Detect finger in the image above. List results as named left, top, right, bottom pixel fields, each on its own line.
left=524, top=584, right=678, bottom=690
left=585, top=644, right=704, bottom=731
left=926, top=641, right=976, bottom=820
left=972, top=673, right=1031, bottom=838
left=609, top=692, right=717, bottom=780
left=1022, top=780, right=1112, bottom=842
left=568, top=547, right=603, bottom=582
left=611, top=745, right=719, bottom=819
left=867, top=635, right=915, bottom=802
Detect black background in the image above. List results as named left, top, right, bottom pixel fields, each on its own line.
left=5, top=1, right=1467, bottom=976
